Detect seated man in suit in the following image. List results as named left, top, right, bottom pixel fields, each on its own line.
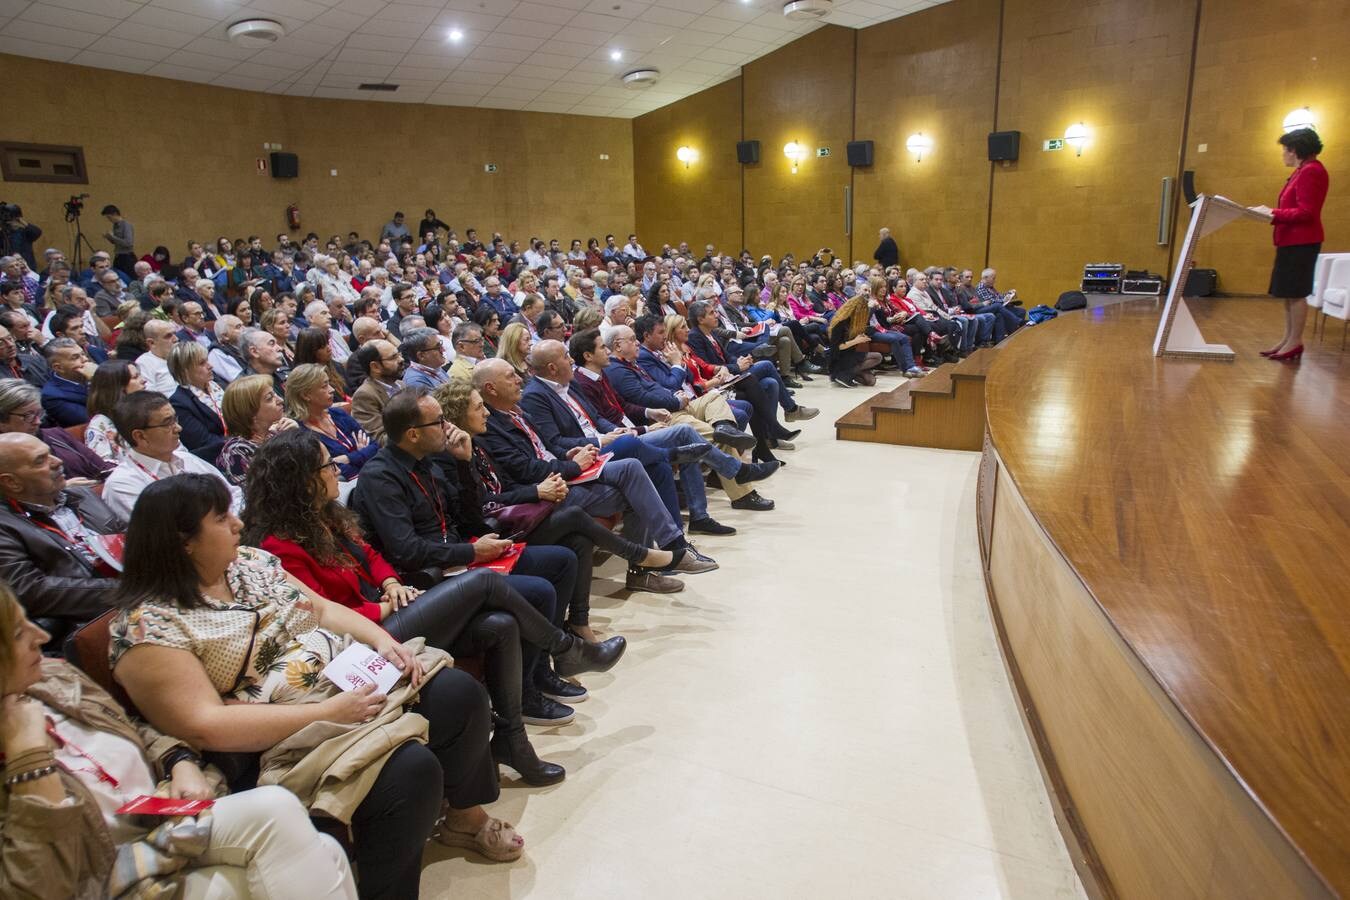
left=575, top=327, right=778, bottom=519
left=0, top=432, right=124, bottom=637
left=49, top=307, right=109, bottom=366
left=0, top=321, right=47, bottom=387
left=39, top=337, right=94, bottom=427
left=686, top=300, right=818, bottom=424
left=518, top=340, right=714, bottom=529
left=349, top=339, right=403, bottom=443
left=474, top=359, right=716, bottom=579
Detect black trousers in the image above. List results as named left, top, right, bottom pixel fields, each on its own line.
left=350, top=668, right=497, bottom=899
left=528, top=504, right=647, bottom=626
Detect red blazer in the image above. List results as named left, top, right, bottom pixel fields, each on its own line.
left=261, top=534, right=398, bottom=623
left=1271, top=158, right=1328, bottom=246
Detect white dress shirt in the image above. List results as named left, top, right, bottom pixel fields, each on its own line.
left=103, top=447, right=242, bottom=520
left=208, top=346, right=244, bottom=383
left=135, top=351, right=177, bottom=397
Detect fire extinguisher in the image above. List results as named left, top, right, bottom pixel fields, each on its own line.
left=286, top=204, right=300, bottom=230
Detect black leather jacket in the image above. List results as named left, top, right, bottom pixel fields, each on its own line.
left=0, top=487, right=125, bottom=621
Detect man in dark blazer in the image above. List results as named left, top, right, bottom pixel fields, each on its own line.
left=39, top=338, right=93, bottom=426
left=927, top=268, right=994, bottom=348
left=474, top=358, right=714, bottom=575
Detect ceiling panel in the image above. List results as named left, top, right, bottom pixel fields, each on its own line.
left=5, top=0, right=949, bottom=116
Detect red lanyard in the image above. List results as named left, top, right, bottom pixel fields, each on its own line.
left=311, top=415, right=356, bottom=452
left=7, top=499, right=73, bottom=543
left=129, top=456, right=166, bottom=482
left=409, top=471, right=447, bottom=540
left=47, top=719, right=121, bottom=789
left=510, top=411, right=550, bottom=460
left=196, top=387, right=226, bottom=431
left=561, top=390, right=597, bottom=431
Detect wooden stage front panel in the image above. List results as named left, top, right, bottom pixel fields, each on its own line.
left=978, top=298, right=1348, bottom=898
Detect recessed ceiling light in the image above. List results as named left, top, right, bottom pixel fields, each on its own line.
left=610, top=49, right=623, bottom=61
left=447, top=28, right=463, bottom=41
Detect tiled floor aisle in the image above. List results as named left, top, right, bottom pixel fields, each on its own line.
left=420, top=376, right=1087, bottom=899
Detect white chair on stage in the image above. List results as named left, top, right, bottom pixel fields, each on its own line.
left=1309, top=252, right=1350, bottom=341
left=1319, top=256, right=1350, bottom=350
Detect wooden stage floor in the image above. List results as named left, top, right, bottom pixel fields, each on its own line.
left=982, top=297, right=1348, bottom=896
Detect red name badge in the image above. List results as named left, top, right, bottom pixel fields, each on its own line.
left=116, top=795, right=214, bottom=816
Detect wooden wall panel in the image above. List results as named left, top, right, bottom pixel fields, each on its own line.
left=632, top=78, right=743, bottom=256
left=0, top=53, right=634, bottom=255
left=852, top=0, right=999, bottom=276
left=1183, top=0, right=1350, bottom=294
left=989, top=0, right=1195, bottom=302
left=741, top=26, right=856, bottom=263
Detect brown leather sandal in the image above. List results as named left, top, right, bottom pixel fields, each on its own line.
left=434, top=815, right=525, bottom=862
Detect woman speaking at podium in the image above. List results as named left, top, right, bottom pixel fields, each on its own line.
left=1252, top=128, right=1328, bottom=361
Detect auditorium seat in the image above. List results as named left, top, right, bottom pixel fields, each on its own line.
left=1311, top=252, right=1350, bottom=340
left=1320, top=257, right=1350, bottom=349
left=64, top=608, right=139, bottom=715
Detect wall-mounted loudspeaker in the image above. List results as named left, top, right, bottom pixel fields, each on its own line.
left=846, top=140, right=874, bottom=167
left=270, top=152, right=298, bottom=179
left=987, top=131, right=1020, bottom=162
left=736, top=140, right=760, bottom=165
left=1181, top=170, right=1197, bottom=205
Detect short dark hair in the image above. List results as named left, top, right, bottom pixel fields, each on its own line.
left=633, top=314, right=662, bottom=343
left=113, top=390, right=171, bottom=444
left=568, top=328, right=602, bottom=367
left=48, top=306, right=82, bottom=338
left=687, top=300, right=712, bottom=325
left=115, top=473, right=231, bottom=610
left=398, top=327, right=439, bottom=363
left=383, top=386, right=432, bottom=445
left=353, top=340, right=384, bottom=378
left=1278, top=128, right=1323, bottom=160
left=536, top=310, right=562, bottom=333
left=100, top=204, right=120, bottom=216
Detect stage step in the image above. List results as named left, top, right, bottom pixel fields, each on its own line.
left=834, top=347, right=1000, bottom=451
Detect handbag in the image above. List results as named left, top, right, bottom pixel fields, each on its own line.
left=485, top=500, right=555, bottom=538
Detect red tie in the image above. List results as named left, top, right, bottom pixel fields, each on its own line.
left=509, top=411, right=550, bottom=460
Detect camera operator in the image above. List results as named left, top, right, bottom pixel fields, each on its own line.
left=99, top=204, right=136, bottom=278
left=0, top=203, right=42, bottom=269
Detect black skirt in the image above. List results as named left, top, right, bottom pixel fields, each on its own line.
left=1268, top=242, right=1321, bottom=297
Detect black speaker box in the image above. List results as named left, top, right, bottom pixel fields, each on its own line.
left=987, top=131, right=1020, bottom=161
left=846, top=140, right=874, bottom=167
left=735, top=140, right=760, bottom=165
left=270, top=152, right=298, bottom=179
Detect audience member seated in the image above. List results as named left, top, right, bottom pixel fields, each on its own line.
left=167, top=341, right=227, bottom=463
left=83, top=359, right=143, bottom=462
left=473, top=359, right=715, bottom=589
left=973, top=266, right=1027, bottom=332
left=260, top=309, right=296, bottom=367
left=294, top=326, right=350, bottom=404
left=449, top=322, right=484, bottom=382
left=436, top=379, right=683, bottom=600
left=0, top=379, right=113, bottom=482
left=241, top=428, right=620, bottom=785
left=135, top=319, right=179, bottom=396
left=0, top=583, right=359, bottom=899
left=217, top=374, right=296, bottom=486
left=288, top=363, right=376, bottom=480
left=239, top=327, right=287, bottom=396
left=349, top=339, right=404, bottom=443
left=103, top=391, right=241, bottom=518
left=208, top=314, right=247, bottom=383
left=0, top=432, right=123, bottom=628
left=400, top=326, right=450, bottom=390
left=40, top=338, right=95, bottom=427
left=351, top=388, right=622, bottom=722
left=496, top=321, right=533, bottom=382
left=473, top=306, right=502, bottom=357
left=687, top=300, right=818, bottom=425
left=108, top=474, right=525, bottom=894
left=0, top=322, right=46, bottom=387
left=858, top=277, right=924, bottom=377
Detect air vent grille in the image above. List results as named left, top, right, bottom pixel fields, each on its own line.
left=358, top=83, right=400, bottom=92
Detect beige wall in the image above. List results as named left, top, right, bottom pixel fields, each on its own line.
left=0, top=53, right=634, bottom=258
left=633, top=0, right=1349, bottom=299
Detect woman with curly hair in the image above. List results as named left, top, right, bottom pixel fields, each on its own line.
left=241, top=429, right=599, bottom=786
left=828, top=288, right=883, bottom=387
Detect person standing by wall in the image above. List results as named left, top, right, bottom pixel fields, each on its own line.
left=1251, top=128, right=1328, bottom=361
left=100, top=204, right=136, bottom=279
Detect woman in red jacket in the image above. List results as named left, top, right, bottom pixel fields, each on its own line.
left=1252, top=128, right=1328, bottom=361
left=238, top=428, right=609, bottom=787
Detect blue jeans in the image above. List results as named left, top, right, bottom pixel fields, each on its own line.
left=969, top=312, right=995, bottom=343
left=563, top=456, right=683, bottom=549
left=867, top=330, right=916, bottom=369
left=638, top=422, right=741, bottom=521
left=728, top=398, right=751, bottom=428
left=740, top=359, right=795, bottom=412
left=604, top=434, right=681, bottom=526
left=503, top=547, right=570, bottom=686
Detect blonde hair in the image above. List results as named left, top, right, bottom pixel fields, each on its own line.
left=168, top=340, right=207, bottom=385
left=573, top=307, right=603, bottom=332
left=663, top=313, right=687, bottom=344
left=284, top=363, right=332, bottom=419
left=222, top=374, right=276, bottom=436
left=496, top=322, right=531, bottom=373
left=434, top=379, right=475, bottom=430
left=0, top=581, right=20, bottom=692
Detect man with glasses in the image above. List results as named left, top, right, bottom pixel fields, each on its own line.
left=92, top=269, right=127, bottom=317
left=350, top=339, right=404, bottom=443
left=448, top=322, right=484, bottom=383
left=102, top=390, right=240, bottom=519
left=399, top=327, right=449, bottom=390
left=176, top=301, right=212, bottom=349
left=0, top=378, right=113, bottom=482
left=0, top=323, right=46, bottom=387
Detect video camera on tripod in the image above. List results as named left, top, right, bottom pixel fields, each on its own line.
left=64, top=193, right=90, bottom=222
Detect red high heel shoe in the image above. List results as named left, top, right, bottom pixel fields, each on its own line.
left=1269, top=345, right=1304, bottom=362
left=1259, top=346, right=1284, bottom=357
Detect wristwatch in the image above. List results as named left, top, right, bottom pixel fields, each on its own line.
left=161, top=746, right=205, bottom=774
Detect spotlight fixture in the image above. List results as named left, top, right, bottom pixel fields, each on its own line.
left=1282, top=107, right=1316, bottom=133
left=1064, top=122, right=1089, bottom=157
left=610, top=49, right=623, bottom=61
left=783, top=140, right=807, bottom=173
left=905, top=132, right=933, bottom=162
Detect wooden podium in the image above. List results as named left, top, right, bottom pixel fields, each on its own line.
left=1152, top=193, right=1272, bottom=359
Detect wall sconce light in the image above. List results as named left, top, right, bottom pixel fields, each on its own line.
left=676, top=145, right=698, bottom=168
left=783, top=140, right=807, bottom=173
left=1064, top=122, right=1089, bottom=156
left=1283, top=107, right=1317, bottom=133
left=905, top=132, right=933, bottom=162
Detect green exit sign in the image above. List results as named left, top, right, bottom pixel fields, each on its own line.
left=1043, top=138, right=1064, bottom=151
left=816, top=147, right=830, bottom=157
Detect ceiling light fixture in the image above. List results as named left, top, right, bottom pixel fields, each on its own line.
left=610, top=49, right=623, bottom=61
left=447, top=28, right=463, bottom=41
left=783, top=0, right=832, bottom=20
left=226, top=18, right=285, bottom=48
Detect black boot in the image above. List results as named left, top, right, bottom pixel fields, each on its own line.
left=552, top=633, right=627, bottom=677
left=491, top=727, right=566, bottom=786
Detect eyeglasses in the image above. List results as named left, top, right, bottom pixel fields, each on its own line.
left=411, top=416, right=446, bottom=430
left=7, top=410, right=40, bottom=423
left=316, top=459, right=341, bottom=474
left=141, top=416, right=179, bottom=430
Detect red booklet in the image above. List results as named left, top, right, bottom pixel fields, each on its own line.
left=567, top=451, right=613, bottom=485
left=116, top=796, right=214, bottom=816
left=468, top=540, right=527, bottom=574
left=743, top=323, right=766, bottom=337
left=89, top=533, right=126, bottom=573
